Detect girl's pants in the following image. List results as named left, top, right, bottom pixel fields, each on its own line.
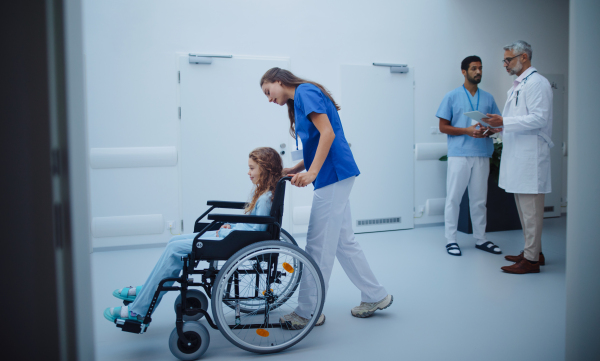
left=129, top=232, right=217, bottom=316
left=295, top=176, right=388, bottom=319
left=444, top=156, right=490, bottom=242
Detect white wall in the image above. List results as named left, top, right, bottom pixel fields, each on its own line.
left=83, top=0, right=569, bottom=247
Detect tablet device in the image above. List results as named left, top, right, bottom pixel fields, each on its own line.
left=464, top=111, right=503, bottom=128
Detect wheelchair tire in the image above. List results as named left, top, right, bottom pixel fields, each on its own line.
left=279, top=228, right=297, bottom=246
left=168, top=321, right=210, bottom=360
left=212, top=241, right=325, bottom=354
left=174, top=289, right=209, bottom=321
left=222, top=228, right=301, bottom=314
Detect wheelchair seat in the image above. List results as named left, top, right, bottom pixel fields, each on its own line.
left=191, top=175, right=288, bottom=261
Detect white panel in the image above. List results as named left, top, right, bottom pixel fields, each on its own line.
left=179, top=56, right=292, bottom=234
left=341, top=65, right=414, bottom=232
left=415, top=143, right=448, bottom=161
left=90, top=146, right=177, bottom=169
left=425, top=198, right=446, bottom=216
left=92, top=214, right=164, bottom=238
left=542, top=74, right=564, bottom=218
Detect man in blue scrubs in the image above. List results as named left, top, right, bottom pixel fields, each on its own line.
left=437, top=55, right=502, bottom=256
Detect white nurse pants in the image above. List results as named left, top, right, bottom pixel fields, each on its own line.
left=295, top=176, right=388, bottom=319
left=444, top=156, right=490, bottom=242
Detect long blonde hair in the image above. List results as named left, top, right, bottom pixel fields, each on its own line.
left=260, top=68, right=340, bottom=138
left=245, top=147, right=284, bottom=213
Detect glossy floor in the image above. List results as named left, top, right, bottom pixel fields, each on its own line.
left=93, top=217, right=566, bottom=361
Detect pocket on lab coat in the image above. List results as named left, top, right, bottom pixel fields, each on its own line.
left=514, top=134, right=537, bottom=159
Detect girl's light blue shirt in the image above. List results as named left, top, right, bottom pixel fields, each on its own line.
left=206, top=190, right=272, bottom=239
left=294, top=83, right=360, bottom=189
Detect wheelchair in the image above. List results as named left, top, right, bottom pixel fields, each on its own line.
left=114, top=176, right=325, bottom=360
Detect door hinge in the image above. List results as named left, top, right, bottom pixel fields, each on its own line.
left=178, top=107, right=181, bottom=119
left=181, top=220, right=184, bottom=233
left=178, top=71, right=180, bottom=83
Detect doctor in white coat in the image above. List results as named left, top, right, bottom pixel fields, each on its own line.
left=484, top=40, right=553, bottom=274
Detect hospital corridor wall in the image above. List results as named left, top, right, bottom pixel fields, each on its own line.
left=83, top=0, right=570, bottom=250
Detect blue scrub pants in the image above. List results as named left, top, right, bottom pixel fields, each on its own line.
left=129, top=232, right=218, bottom=316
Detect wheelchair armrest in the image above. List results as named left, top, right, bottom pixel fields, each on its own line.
left=207, top=214, right=276, bottom=224
left=206, top=200, right=246, bottom=209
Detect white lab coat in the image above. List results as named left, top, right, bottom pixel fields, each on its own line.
left=499, top=67, right=553, bottom=194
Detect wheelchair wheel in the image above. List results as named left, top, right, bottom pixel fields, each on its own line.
left=211, top=241, right=325, bottom=354
left=279, top=228, right=297, bottom=246
left=221, top=228, right=301, bottom=314
left=168, top=321, right=210, bottom=360
left=174, top=289, right=209, bottom=321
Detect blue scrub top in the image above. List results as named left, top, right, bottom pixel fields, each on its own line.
left=436, top=86, right=501, bottom=157
left=294, top=83, right=360, bottom=189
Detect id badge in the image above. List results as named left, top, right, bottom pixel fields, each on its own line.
left=291, top=149, right=304, bottom=161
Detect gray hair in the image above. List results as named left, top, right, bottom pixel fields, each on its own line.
left=503, top=40, right=532, bottom=61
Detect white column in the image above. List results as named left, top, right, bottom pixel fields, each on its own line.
left=565, top=0, right=600, bottom=359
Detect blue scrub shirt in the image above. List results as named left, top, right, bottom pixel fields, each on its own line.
left=294, top=83, right=360, bottom=189
left=436, top=86, right=501, bottom=157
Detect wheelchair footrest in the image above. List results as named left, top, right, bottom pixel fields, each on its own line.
left=115, top=319, right=150, bottom=334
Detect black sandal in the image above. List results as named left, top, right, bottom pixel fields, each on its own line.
left=446, top=243, right=461, bottom=256
left=475, top=241, right=502, bottom=254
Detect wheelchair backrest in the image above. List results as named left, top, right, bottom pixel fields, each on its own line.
left=267, top=176, right=291, bottom=237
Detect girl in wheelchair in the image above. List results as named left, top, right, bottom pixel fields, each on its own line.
left=103, top=147, right=284, bottom=323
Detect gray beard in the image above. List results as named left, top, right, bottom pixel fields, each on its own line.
left=508, top=60, right=523, bottom=76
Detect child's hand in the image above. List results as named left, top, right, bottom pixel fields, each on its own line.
left=216, top=224, right=231, bottom=237
left=283, top=167, right=293, bottom=176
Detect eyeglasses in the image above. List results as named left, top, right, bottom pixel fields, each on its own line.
left=502, top=53, right=523, bottom=65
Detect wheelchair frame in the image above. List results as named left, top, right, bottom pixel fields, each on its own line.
left=115, top=176, right=307, bottom=354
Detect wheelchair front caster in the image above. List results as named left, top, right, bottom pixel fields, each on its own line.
left=174, top=289, right=209, bottom=321
left=168, top=321, right=210, bottom=360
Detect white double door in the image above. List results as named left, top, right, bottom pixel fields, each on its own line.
left=341, top=65, right=414, bottom=232
left=178, top=57, right=415, bottom=236
left=178, top=56, right=292, bottom=233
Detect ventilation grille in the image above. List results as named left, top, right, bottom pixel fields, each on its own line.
left=544, top=206, right=554, bottom=213
left=357, top=217, right=401, bottom=226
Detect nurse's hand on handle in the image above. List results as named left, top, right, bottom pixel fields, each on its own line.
left=287, top=172, right=317, bottom=188
left=283, top=160, right=305, bottom=177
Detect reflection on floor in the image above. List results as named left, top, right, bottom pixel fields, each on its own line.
left=92, top=217, right=566, bottom=361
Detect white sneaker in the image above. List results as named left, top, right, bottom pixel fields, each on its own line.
left=280, top=312, right=325, bottom=329
left=351, top=295, right=393, bottom=318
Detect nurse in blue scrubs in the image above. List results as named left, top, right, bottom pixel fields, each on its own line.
left=260, top=68, right=393, bottom=329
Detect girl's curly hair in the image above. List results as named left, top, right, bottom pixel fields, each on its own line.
left=245, top=147, right=284, bottom=213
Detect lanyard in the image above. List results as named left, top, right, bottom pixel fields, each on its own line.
left=462, top=85, right=479, bottom=111
left=511, top=70, right=538, bottom=97
left=295, top=121, right=299, bottom=150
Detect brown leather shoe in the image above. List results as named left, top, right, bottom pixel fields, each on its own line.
left=501, top=258, right=540, bottom=274
left=504, top=251, right=545, bottom=265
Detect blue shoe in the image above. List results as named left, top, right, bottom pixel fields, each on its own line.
left=446, top=243, right=461, bottom=256
left=112, top=286, right=142, bottom=302
left=103, top=306, right=144, bottom=323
